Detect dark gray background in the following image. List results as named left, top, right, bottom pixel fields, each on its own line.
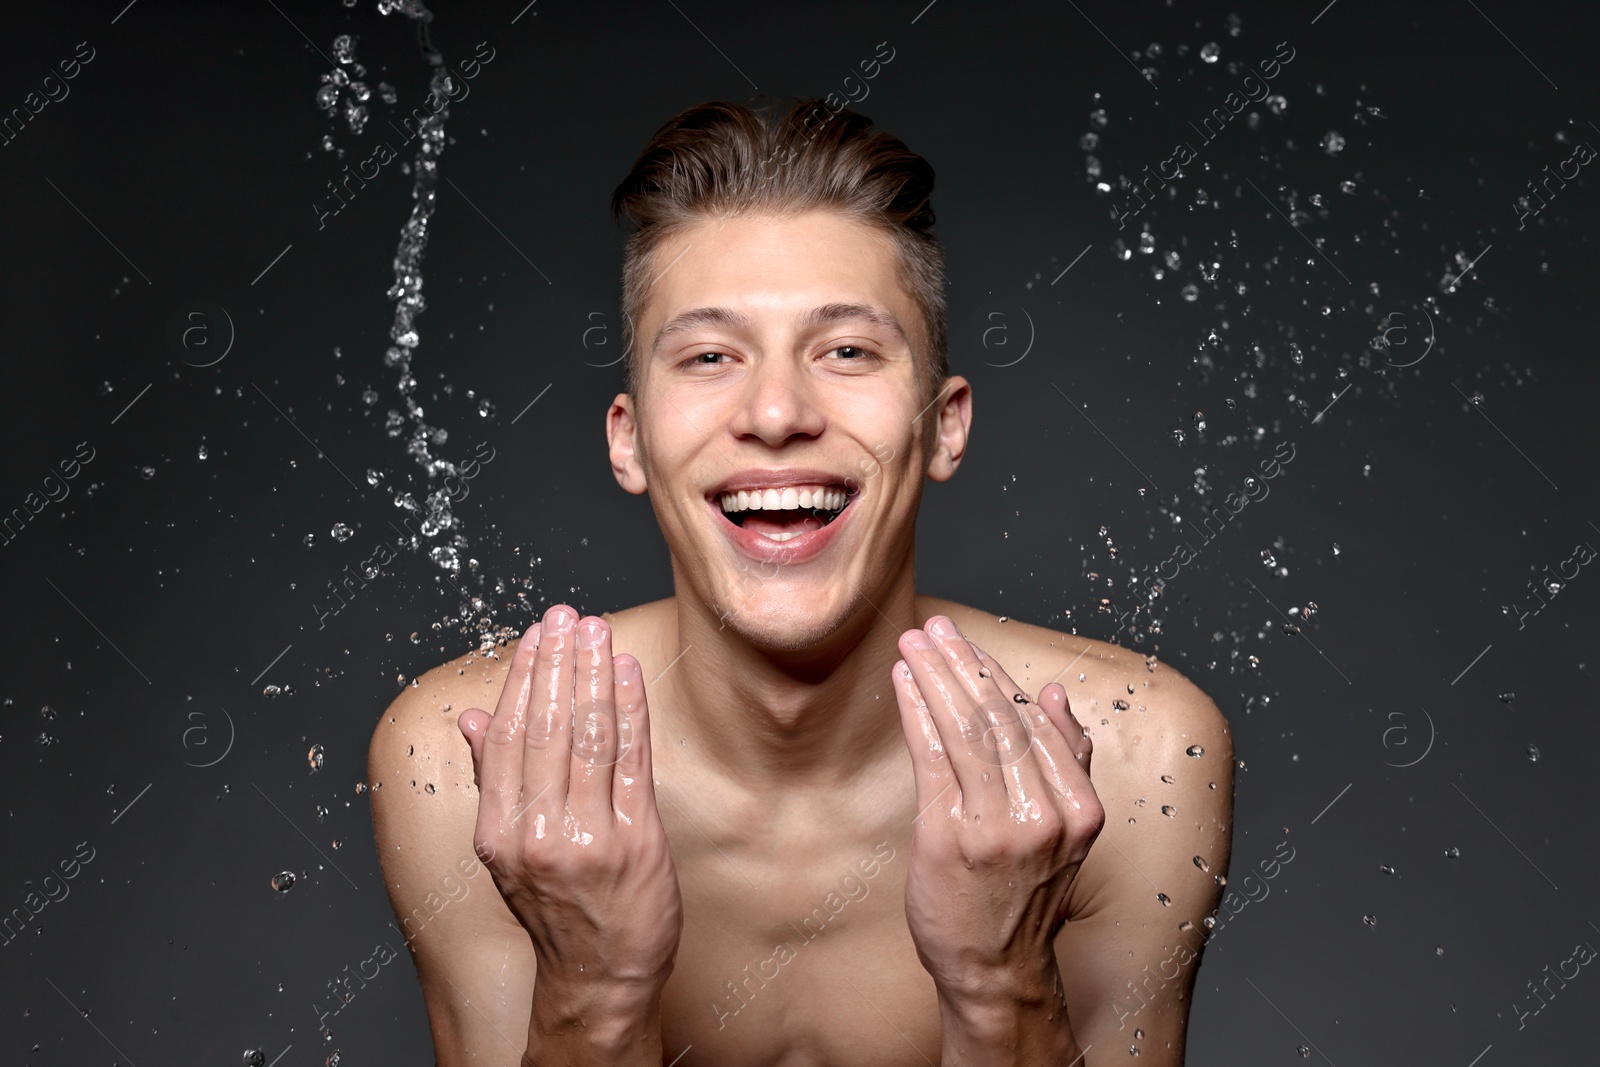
left=3, top=0, right=1596, bottom=1064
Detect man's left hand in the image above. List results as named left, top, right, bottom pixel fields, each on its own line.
left=893, top=614, right=1104, bottom=1008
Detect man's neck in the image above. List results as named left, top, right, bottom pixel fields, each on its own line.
left=657, top=570, right=923, bottom=793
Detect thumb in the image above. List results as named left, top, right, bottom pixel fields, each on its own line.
left=457, top=707, right=490, bottom=786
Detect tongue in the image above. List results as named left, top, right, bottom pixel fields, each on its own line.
left=743, top=510, right=826, bottom=536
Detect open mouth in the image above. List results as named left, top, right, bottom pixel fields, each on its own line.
left=714, top=484, right=853, bottom=543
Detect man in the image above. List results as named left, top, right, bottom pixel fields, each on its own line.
left=369, top=97, right=1233, bottom=1066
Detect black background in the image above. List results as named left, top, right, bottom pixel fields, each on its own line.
left=2, top=1, right=1597, bottom=1064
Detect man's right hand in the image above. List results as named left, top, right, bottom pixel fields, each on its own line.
left=457, top=604, right=682, bottom=1046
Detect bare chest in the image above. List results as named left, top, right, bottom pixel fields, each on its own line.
left=653, top=822, right=944, bottom=1067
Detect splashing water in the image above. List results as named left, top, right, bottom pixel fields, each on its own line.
left=314, top=2, right=521, bottom=650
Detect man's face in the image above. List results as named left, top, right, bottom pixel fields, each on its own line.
left=607, top=209, right=969, bottom=649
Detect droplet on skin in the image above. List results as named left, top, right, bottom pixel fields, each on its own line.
left=1186, top=745, right=1204, bottom=757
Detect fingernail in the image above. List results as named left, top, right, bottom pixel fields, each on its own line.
left=547, top=606, right=577, bottom=632
left=926, top=616, right=956, bottom=639
left=578, top=618, right=605, bottom=647
left=904, top=629, right=934, bottom=649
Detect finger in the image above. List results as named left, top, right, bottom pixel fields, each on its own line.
left=456, top=707, right=489, bottom=789
left=898, top=624, right=986, bottom=810
left=611, top=653, right=659, bottom=828
left=567, top=616, right=619, bottom=828
left=924, top=618, right=1038, bottom=798
left=516, top=604, right=579, bottom=834
left=966, top=644, right=1083, bottom=806
left=1039, top=683, right=1093, bottom=773
left=473, top=623, right=541, bottom=828
left=891, top=658, right=958, bottom=826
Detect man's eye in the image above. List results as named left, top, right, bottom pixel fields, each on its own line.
left=686, top=351, right=730, bottom=366
left=827, top=345, right=877, bottom=361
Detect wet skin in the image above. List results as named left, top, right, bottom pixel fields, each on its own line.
left=369, top=211, right=1233, bottom=1066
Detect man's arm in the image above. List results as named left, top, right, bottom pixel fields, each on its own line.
left=1054, top=665, right=1235, bottom=1065
left=368, top=658, right=540, bottom=1067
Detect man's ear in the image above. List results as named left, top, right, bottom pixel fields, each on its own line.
left=924, top=375, right=971, bottom=482
left=607, top=392, right=649, bottom=494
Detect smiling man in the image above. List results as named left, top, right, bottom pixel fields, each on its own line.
left=369, top=97, right=1233, bottom=1067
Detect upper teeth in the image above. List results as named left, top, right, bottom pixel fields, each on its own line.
left=718, top=485, right=847, bottom=513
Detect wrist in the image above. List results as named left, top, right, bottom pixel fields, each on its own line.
left=935, top=961, right=1080, bottom=1065
left=529, top=975, right=667, bottom=1064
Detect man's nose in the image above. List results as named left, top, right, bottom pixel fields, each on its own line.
left=726, top=355, right=826, bottom=445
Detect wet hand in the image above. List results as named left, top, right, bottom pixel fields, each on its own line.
left=457, top=604, right=682, bottom=997
left=893, top=615, right=1104, bottom=1000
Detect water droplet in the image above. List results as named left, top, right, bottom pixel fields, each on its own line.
left=1330, top=542, right=1341, bottom=556
left=1297, top=1046, right=1311, bottom=1059
left=1090, top=108, right=1108, bottom=129
left=331, top=523, right=354, bottom=542
left=1199, top=42, right=1220, bottom=63
left=1186, top=745, right=1204, bottom=757
left=1161, top=774, right=1175, bottom=784
left=1161, top=805, right=1176, bottom=817
left=1322, top=130, right=1346, bottom=155
left=139, top=465, right=156, bottom=480
left=1129, top=1045, right=1141, bottom=1057
left=1526, top=744, right=1541, bottom=762
left=477, top=398, right=495, bottom=418
left=1156, top=893, right=1171, bottom=906
left=1181, top=283, right=1199, bottom=302
left=1498, top=691, right=1515, bottom=704
left=1362, top=914, right=1377, bottom=927
left=1379, top=864, right=1396, bottom=876
left=271, top=871, right=297, bottom=893
left=244, top=1049, right=267, bottom=1067
left=1444, top=846, right=1460, bottom=858
left=308, top=743, right=325, bottom=772
left=1193, top=855, right=1210, bottom=872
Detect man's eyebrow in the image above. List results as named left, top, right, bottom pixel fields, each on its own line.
left=649, top=303, right=908, bottom=356
left=799, top=302, right=909, bottom=347
left=650, top=306, right=752, bottom=355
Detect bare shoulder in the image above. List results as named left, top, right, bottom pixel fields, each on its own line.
left=366, top=641, right=520, bottom=933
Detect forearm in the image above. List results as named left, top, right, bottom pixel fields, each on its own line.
left=524, top=978, right=667, bottom=1067
left=936, top=964, right=1083, bottom=1067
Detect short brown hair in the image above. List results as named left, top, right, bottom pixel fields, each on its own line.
left=609, top=97, right=948, bottom=410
